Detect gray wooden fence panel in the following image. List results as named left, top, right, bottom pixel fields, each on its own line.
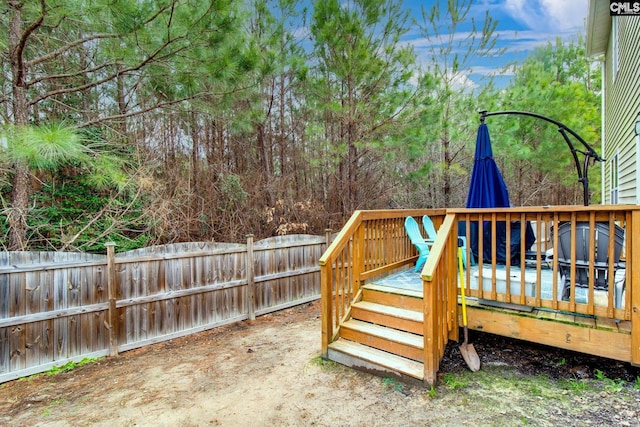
left=113, top=242, right=250, bottom=350
left=0, top=252, right=109, bottom=382
left=0, top=235, right=327, bottom=383
left=53, top=265, right=66, bottom=361
left=253, top=235, right=324, bottom=314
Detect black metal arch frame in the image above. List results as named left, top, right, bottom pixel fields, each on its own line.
left=479, top=110, right=604, bottom=206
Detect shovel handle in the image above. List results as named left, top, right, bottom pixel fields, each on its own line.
left=458, top=247, right=468, bottom=327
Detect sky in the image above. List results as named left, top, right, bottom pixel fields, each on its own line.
left=403, top=0, right=590, bottom=89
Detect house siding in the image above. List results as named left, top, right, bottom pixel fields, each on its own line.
left=603, top=16, right=640, bottom=205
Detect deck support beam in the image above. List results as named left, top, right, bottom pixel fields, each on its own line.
left=465, top=306, right=631, bottom=362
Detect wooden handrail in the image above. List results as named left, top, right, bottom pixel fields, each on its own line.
left=319, top=211, right=362, bottom=267
left=447, top=205, right=635, bottom=214
left=421, top=214, right=456, bottom=281
left=319, top=209, right=445, bottom=266
left=421, top=213, right=458, bottom=384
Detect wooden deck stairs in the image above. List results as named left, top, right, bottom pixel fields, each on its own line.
left=327, top=284, right=426, bottom=383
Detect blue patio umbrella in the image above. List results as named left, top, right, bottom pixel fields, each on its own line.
left=465, top=123, right=534, bottom=264
left=466, top=123, right=510, bottom=209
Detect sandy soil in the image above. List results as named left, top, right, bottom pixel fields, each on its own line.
left=1, top=300, right=640, bottom=427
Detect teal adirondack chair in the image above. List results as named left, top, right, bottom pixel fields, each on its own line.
left=421, top=215, right=438, bottom=242
left=404, top=216, right=431, bottom=272
left=422, top=215, right=472, bottom=267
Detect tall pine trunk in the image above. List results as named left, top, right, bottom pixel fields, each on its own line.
left=8, top=0, right=33, bottom=250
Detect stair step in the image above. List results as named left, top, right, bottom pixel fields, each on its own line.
left=340, top=319, right=424, bottom=361
left=343, top=319, right=423, bottom=347
left=352, top=301, right=423, bottom=334
left=328, top=339, right=424, bottom=380
left=354, top=300, right=422, bottom=318
left=362, top=284, right=423, bottom=311
left=363, top=283, right=423, bottom=298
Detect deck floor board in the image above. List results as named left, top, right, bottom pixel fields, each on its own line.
left=373, top=267, right=627, bottom=314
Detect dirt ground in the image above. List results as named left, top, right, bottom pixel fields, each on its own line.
left=2, top=300, right=640, bottom=427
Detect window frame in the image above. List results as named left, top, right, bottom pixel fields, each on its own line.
left=610, top=151, right=619, bottom=204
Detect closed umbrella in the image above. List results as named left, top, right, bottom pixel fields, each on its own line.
left=465, top=123, right=534, bottom=264
left=466, top=123, right=510, bottom=209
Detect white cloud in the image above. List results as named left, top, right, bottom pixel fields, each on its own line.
left=502, top=0, right=588, bottom=32
left=503, top=0, right=539, bottom=29
left=495, top=29, right=567, bottom=52
left=540, top=0, right=588, bottom=31
left=449, top=71, right=478, bottom=92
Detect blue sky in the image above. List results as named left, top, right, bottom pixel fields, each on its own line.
left=403, top=0, right=589, bottom=88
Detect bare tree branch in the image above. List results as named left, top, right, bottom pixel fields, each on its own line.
left=26, top=61, right=118, bottom=87
left=28, top=36, right=188, bottom=106
left=76, top=93, right=212, bottom=129
left=24, top=33, right=119, bottom=69
left=59, top=203, right=110, bottom=251
left=75, top=78, right=258, bottom=129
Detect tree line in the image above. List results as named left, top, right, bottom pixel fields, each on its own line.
left=0, top=0, right=601, bottom=252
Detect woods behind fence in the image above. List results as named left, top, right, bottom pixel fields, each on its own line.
left=0, top=234, right=328, bottom=383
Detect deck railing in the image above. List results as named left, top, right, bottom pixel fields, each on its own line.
left=450, top=206, right=639, bottom=322
left=433, top=205, right=640, bottom=371
left=319, top=209, right=446, bottom=357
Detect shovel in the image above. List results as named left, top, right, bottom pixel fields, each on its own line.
left=458, top=246, right=480, bottom=372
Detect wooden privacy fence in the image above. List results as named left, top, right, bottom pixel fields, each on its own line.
left=0, top=234, right=329, bottom=383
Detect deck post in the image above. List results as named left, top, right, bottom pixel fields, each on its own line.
left=631, top=211, right=640, bottom=366
left=322, top=228, right=334, bottom=357
left=320, top=261, right=332, bottom=358
left=423, top=273, right=437, bottom=387
left=449, top=231, right=459, bottom=342
left=352, top=223, right=365, bottom=295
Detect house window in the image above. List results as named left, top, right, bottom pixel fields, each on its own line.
left=612, top=17, right=619, bottom=81
left=610, top=152, right=619, bottom=204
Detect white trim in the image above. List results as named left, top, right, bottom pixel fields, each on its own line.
left=612, top=17, right=619, bottom=82
left=611, top=152, right=619, bottom=204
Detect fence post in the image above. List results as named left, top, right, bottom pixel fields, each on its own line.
left=105, top=242, right=118, bottom=357
left=325, top=229, right=332, bottom=247
left=246, top=234, right=256, bottom=321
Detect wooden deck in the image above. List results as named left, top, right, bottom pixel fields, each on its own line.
left=320, top=208, right=640, bottom=386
